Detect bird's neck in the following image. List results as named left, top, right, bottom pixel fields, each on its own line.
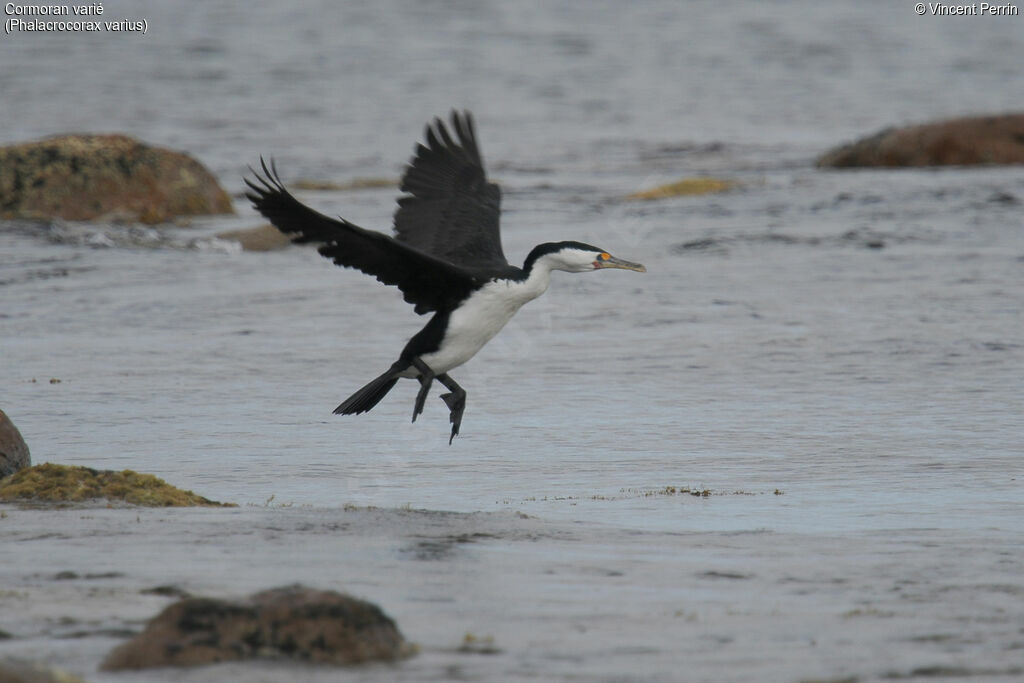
left=513, top=255, right=555, bottom=302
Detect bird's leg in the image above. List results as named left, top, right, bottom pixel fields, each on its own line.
left=410, top=357, right=435, bottom=423
left=436, top=373, right=466, bottom=445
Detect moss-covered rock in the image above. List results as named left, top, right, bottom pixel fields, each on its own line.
left=0, top=134, right=234, bottom=224
left=0, top=464, right=232, bottom=507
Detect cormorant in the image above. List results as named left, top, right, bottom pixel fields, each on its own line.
left=245, top=111, right=645, bottom=443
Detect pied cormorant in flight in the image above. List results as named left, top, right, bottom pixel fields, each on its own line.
left=246, top=111, right=645, bottom=444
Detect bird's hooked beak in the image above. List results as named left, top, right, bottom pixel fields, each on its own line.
left=594, top=253, right=647, bottom=272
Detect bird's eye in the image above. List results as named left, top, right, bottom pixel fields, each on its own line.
left=599, top=252, right=610, bottom=261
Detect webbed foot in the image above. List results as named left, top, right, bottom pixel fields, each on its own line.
left=411, top=358, right=435, bottom=423
left=438, top=377, right=466, bottom=445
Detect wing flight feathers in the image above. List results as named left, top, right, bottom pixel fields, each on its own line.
left=393, top=111, right=507, bottom=269
left=245, top=158, right=478, bottom=315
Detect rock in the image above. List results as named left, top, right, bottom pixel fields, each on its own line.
left=0, top=659, right=84, bottom=683
left=817, top=113, right=1024, bottom=168
left=215, top=224, right=292, bottom=251
left=627, top=177, right=735, bottom=200
left=0, top=410, right=30, bottom=478
left=0, top=134, right=234, bottom=224
left=101, top=585, right=415, bottom=671
left=290, top=177, right=396, bottom=191
left=0, top=464, right=232, bottom=507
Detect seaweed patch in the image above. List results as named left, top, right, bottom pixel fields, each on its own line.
left=0, top=463, right=234, bottom=507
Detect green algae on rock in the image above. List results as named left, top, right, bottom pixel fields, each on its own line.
left=627, top=177, right=736, bottom=200
left=0, top=464, right=233, bottom=507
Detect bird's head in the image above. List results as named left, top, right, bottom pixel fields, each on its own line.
left=524, top=241, right=646, bottom=274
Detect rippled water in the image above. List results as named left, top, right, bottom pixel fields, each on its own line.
left=2, top=1, right=1023, bottom=680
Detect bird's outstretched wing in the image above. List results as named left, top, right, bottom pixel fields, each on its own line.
left=245, top=159, right=479, bottom=315
left=393, top=110, right=508, bottom=270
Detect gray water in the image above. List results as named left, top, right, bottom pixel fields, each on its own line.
left=2, top=1, right=1023, bottom=681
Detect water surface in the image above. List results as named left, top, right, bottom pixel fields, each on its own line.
left=2, top=2, right=1023, bottom=680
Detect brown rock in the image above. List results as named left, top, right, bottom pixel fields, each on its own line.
left=0, top=134, right=234, bottom=224
left=291, top=177, right=396, bottom=191
left=101, top=585, right=414, bottom=671
left=817, top=113, right=1024, bottom=168
left=215, top=224, right=292, bottom=251
left=0, top=659, right=84, bottom=683
left=0, top=410, right=30, bottom=479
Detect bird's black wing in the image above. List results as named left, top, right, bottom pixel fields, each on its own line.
left=246, top=159, right=480, bottom=315
left=393, top=110, right=508, bottom=270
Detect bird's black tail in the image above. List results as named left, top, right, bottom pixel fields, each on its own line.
left=334, top=369, right=401, bottom=415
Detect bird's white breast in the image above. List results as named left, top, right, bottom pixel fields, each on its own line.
left=418, top=275, right=550, bottom=374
